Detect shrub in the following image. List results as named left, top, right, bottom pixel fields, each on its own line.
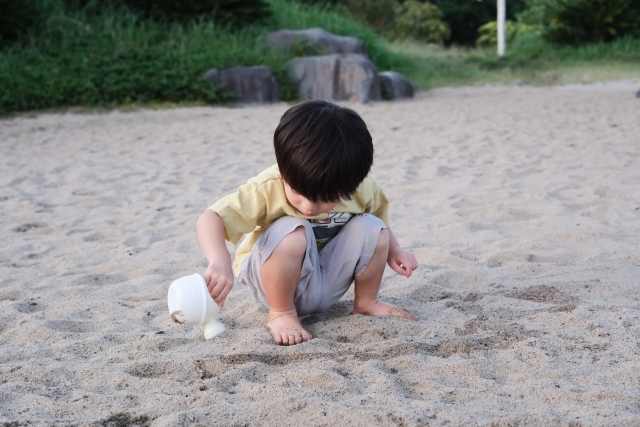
left=515, top=0, right=549, bottom=26
left=0, top=1, right=284, bottom=113
left=432, top=0, right=529, bottom=45
left=266, top=0, right=406, bottom=71
left=123, top=0, right=272, bottom=25
left=340, top=0, right=397, bottom=32
left=0, top=0, right=411, bottom=113
left=476, top=20, right=537, bottom=47
left=390, top=0, right=450, bottom=43
left=543, top=0, right=640, bottom=44
left=62, top=0, right=272, bottom=25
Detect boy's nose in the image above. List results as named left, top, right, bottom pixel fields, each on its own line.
left=302, top=202, right=318, bottom=214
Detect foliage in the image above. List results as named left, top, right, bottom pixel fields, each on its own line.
left=266, top=0, right=407, bottom=71
left=391, top=33, right=640, bottom=89
left=515, top=0, right=550, bottom=26
left=0, top=0, right=409, bottom=114
left=2, top=0, right=638, bottom=115
left=432, top=0, right=529, bottom=45
left=339, top=0, right=397, bottom=32
left=61, top=0, right=272, bottom=25
left=542, top=0, right=640, bottom=44
left=390, top=0, right=450, bottom=43
left=508, top=30, right=640, bottom=61
left=122, top=0, right=272, bottom=25
left=296, top=0, right=449, bottom=44
left=0, top=1, right=285, bottom=113
left=476, top=20, right=537, bottom=47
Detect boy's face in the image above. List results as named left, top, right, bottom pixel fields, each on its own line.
left=284, top=183, right=338, bottom=216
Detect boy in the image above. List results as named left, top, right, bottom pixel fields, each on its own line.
left=197, top=100, right=418, bottom=346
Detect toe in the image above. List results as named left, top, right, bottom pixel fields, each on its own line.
left=302, top=330, right=313, bottom=341
left=267, top=326, right=282, bottom=345
left=274, top=333, right=284, bottom=345
left=294, top=332, right=303, bottom=344
left=279, top=333, right=288, bottom=346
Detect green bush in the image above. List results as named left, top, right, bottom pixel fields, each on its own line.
left=0, top=1, right=284, bottom=113
left=60, top=0, right=271, bottom=25
left=124, top=0, right=272, bottom=25
left=267, top=0, right=407, bottom=71
left=0, top=0, right=412, bottom=114
left=340, top=0, right=397, bottom=32
left=476, top=20, right=537, bottom=47
left=390, top=0, right=450, bottom=43
left=515, top=0, right=549, bottom=26
left=543, top=0, right=640, bottom=44
left=301, top=0, right=447, bottom=44
left=432, top=0, right=529, bottom=45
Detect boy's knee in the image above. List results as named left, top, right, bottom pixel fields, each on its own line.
left=275, top=226, right=308, bottom=258
left=348, top=214, right=385, bottom=232
left=341, top=215, right=387, bottom=246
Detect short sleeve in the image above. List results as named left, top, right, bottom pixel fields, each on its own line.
left=366, top=176, right=390, bottom=226
left=209, top=180, right=267, bottom=245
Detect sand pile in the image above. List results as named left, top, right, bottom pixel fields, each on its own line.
left=1, top=81, right=639, bottom=426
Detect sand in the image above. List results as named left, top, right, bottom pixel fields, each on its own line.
left=1, top=81, right=640, bottom=426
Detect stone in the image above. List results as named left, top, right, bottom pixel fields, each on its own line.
left=203, top=65, right=279, bottom=104
left=379, top=71, right=415, bottom=100
left=287, top=54, right=381, bottom=103
left=266, top=28, right=367, bottom=56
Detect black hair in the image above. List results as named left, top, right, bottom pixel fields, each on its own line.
left=273, top=100, right=374, bottom=203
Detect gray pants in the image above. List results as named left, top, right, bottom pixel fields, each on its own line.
left=239, top=214, right=386, bottom=316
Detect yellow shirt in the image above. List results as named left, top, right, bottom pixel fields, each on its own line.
left=209, top=165, right=389, bottom=276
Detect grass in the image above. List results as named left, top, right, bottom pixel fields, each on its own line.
left=0, top=0, right=407, bottom=114
left=0, top=1, right=285, bottom=114
left=390, top=33, right=640, bottom=89
left=0, top=0, right=638, bottom=115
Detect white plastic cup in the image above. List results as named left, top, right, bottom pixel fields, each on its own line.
left=167, top=273, right=225, bottom=339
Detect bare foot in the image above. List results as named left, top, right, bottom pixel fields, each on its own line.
left=352, top=299, right=418, bottom=321
left=267, top=309, right=313, bottom=346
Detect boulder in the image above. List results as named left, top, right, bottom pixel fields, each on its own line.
left=266, top=28, right=367, bottom=56
left=287, top=54, right=381, bottom=103
left=379, top=71, right=415, bottom=100
left=203, top=65, right=279, bottom=104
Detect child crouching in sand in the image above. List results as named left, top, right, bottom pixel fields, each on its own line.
left=197, top=100, right=418, bottom=346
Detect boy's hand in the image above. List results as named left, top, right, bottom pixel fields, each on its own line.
left=387, top=247, right=418, bottom=278
left=204, top=260, right=234, bottom=307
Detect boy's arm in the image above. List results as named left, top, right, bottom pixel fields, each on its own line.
left=197, top=209, right=234, bottom=307
left=386, top=227, right=418, bottom=278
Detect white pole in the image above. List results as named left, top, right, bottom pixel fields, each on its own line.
left=497, top=0, right=506, bottom=56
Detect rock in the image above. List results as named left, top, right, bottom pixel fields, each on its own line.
left=379, top=71, right=415, bottom=100
left=266, top=28, right=367, bottom=56
left=287, top=54, right=380, bottom=103
left=203, top=66, right=279, bottom=104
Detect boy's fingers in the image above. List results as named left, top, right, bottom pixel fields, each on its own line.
left=210, top=280, right=227, bottom=300
left=217, top=285, right=232, bottom=304
left=404, top=264, right=412, bottom=277
left=397, top=256, right=413, bottom=277
left=392, top=261, right=409, bottom=277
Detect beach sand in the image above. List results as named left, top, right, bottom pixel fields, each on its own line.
left=1, top=81, right=639, bottom=426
